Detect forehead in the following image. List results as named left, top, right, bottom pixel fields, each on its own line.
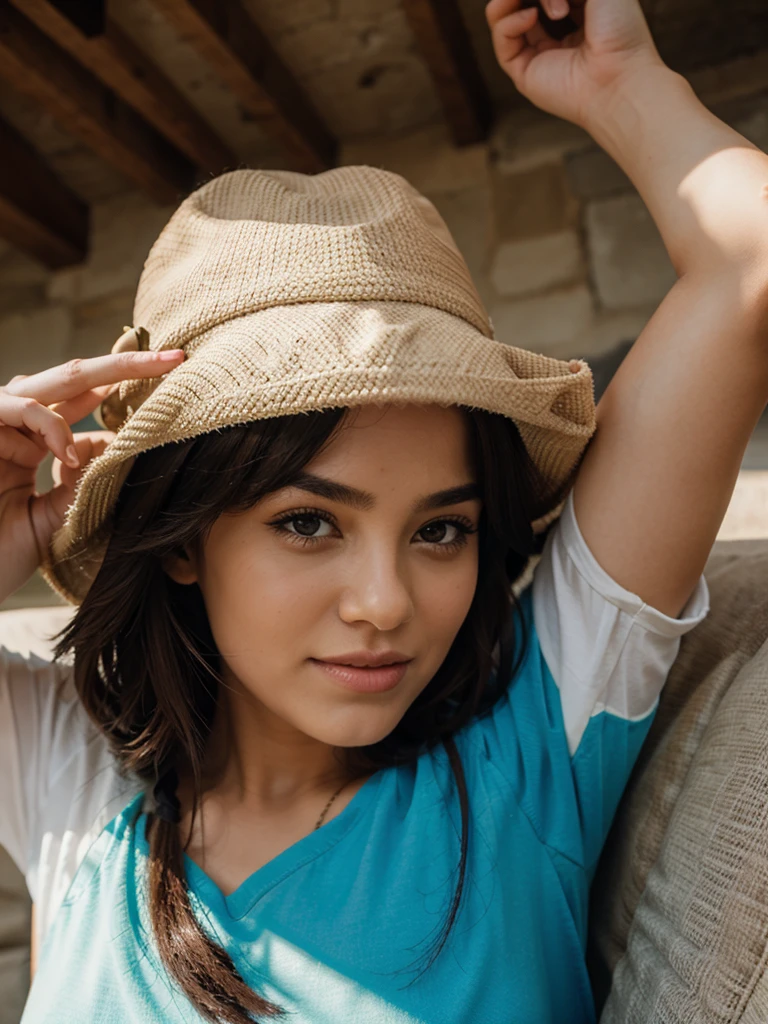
left=312, top=403, right=473, bottom=473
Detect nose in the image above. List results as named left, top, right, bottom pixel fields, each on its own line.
left=337, top=545, right=415, bottom=631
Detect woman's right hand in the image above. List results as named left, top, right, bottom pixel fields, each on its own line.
left=0, top=348, right=184, bottom=601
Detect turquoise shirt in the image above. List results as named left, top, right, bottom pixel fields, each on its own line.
left=19, top=585, right=655, bottom=1024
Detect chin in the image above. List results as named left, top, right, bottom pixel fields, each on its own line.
left=300, top=705, right=408, bottom=750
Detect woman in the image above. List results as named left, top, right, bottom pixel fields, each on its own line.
left=1, top=0, right=766, bottom=1020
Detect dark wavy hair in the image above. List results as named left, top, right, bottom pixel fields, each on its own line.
left=53, top=404, right=548, bottom=1023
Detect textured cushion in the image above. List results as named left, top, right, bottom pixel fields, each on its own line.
left=589, top=538, right=768, bottom=1022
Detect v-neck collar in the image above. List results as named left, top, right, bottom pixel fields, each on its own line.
left=137, top=769, right=384, bottom=922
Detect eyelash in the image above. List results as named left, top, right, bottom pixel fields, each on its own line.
left=267, top=507, right=477, bottom=553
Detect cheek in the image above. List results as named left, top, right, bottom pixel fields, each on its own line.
left=417, top=559, right=479, bottom=662
left=442, top=571, right=477, bottom=630
left=199, top=542, right=328, bottom=663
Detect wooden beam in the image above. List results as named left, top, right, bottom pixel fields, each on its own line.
left=0, top=114, right=88, bottom=268
left=148, top=0, right=337, bottom=173
left=401, top=0, right=493, bottom=146
left=48, top=0, right=104, bottom=37
left=0, top=2, right=194, bottom=204
left=10, top=0, right=236, bottom=176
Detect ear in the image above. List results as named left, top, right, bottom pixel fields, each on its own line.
left=161, top=544, right=200, bottom=586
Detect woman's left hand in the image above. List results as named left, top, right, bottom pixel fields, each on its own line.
left=485, top=0, right=665, bottom=130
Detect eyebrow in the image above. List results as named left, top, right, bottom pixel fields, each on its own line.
left=280, top=472, right=481, bottom=514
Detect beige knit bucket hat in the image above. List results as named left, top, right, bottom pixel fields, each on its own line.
left=40, top=165, right=596, bottom=605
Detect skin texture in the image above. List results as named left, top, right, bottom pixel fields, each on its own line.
left=163, top=404, right=483, bottom=893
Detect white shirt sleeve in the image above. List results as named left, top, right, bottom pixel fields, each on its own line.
left=532, top=489, right=711, bottom=756
left=0, top=607, right=141, bottom=947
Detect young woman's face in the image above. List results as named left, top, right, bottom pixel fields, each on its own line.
left=175, top=404, right=482, bottom=748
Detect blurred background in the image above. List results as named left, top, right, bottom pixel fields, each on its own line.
left=0, top=0, right=767, bottom=1020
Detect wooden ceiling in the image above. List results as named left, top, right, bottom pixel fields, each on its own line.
left=0, top=0, right=491, bottom=268
left=0, top=0, right=766, bottom=270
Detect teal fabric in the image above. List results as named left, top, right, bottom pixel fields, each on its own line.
left=20, top=585, right=654, bottom=1023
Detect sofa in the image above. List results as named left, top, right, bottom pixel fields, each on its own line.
left=588, top=535, right=768, bottom=1022
left=1, top=536, right=767, bottom=1023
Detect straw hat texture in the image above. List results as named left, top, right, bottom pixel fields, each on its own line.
left=40, top=165, right=596, bottom=604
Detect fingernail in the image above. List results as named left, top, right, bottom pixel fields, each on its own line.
left=158, top=349, right=185, bottom=362
left=66, top=445, right=80, bottom=468
left=552, top=0, right=569, bottom=16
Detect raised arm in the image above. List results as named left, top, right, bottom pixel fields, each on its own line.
left=487, top=0, right=768, bottom=619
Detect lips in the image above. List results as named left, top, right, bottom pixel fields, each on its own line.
left=310, top=658, right=411, bottom=693
left=316, top=651, right=412, bottom=668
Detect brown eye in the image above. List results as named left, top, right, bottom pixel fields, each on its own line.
left=420, top=522, right=452, bottom=543
left=268, top=508, right=338, bottom=546
left=416, top=518, right=476, bottom=550
left=290, top=515, right=327, bottom=538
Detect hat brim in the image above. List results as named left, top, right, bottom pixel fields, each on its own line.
left=41, top=300, right=595, bottom=604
